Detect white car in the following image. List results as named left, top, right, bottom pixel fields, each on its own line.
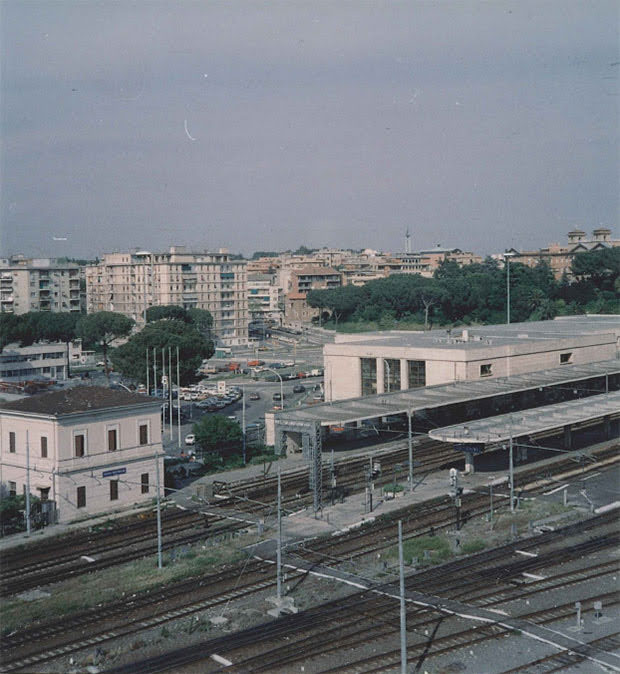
left=184, top=434, right=196, bottom=446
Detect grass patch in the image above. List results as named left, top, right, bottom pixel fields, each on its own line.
left=387, top=534, right=453, bottom=566
left=459, top=539, right=486, bottom=555
left=0, top=534, right=250, bottom=633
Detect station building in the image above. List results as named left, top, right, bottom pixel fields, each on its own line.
left=0, top=387, right=163, bottom=524
left=323, top=316, right=620, bottom=402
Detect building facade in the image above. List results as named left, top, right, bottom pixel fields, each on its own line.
left=85, top=247, right=248, bottom=345
left=247, top=274, right=281, bottom=324
left=323, top=316, right=620, bottom=401
left=0, top=341, right=93, bottom=383
left=0, top=256, right=83, bottom=315
left=0, top=387, right=163, bottom=524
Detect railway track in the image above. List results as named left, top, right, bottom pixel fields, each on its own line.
left=102, top=512, right=619, bottom=674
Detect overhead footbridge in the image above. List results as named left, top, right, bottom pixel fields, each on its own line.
left=266, top=359, right=619, bottom=513
left=428, top=390, right=620, bottom=473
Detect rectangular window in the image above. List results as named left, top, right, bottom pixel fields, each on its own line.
left=480, top=363, right=493, bottom=377
left=560, top=352, right=573, bottom=365
left=139, top=424, right=148, bottom=446
left=384, top=359, right=401, bottom=393
left=40, top=436, right=48, bottom=458
left=74, top=434, right=85, bottom=457
left=8, top=481, right=16, bottom=497
left=110, top=480, right=119, bottom=501
left=360, top=358, right=377, bottom=396
left=108, top=429, right=118, bottom=451
left=77, top=486, right=86, bottom=508
left=9, top=431, right=16, bottom=453
left=408, top=360, right=426, bottom=388
left=141, top=473, right=149, bottom=494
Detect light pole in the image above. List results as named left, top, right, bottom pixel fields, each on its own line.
left=503, top=252, right=515, bottom=325
left=262, top=367, right=284, bottom=409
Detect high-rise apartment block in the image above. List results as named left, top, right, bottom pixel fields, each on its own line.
left=85, top=247, right=248, bottom=345
left=0, top=256, right=83, bottom=315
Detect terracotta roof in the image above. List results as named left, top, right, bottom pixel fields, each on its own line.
left=0, top=386, right=159, bottom=416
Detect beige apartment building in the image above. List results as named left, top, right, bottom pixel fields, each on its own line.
left=0, top=256, right=83, bottom=315
left=506, top=228, right=618, bottom=279
left=86, top=247, right=248, bottom=345
left=323, top=316, right=620, bottom=401
left=0, top=387, right=163, bottom=524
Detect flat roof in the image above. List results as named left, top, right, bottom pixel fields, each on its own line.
left=428, top=391, right=620, bottom=444
left=273, top=359, right=619, bottom=428
left=0, top=386, right=160, bottom=417
left=327, top=316, right=620, bottom=351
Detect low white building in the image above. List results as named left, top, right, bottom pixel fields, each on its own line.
left=323, top=316, right=620, bottom=401
left=0, top=341, right=90, bottom=382
left=0, top=387, right=163, bottom=524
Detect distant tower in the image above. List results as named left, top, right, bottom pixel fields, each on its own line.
left=405, top=228, right=412, bottom=254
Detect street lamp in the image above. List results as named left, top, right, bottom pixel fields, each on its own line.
left=503, top=252, right=516, bottom=325
left=262, top=367, right=284, bottom=410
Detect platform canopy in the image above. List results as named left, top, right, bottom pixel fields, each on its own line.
left=273, top=359, right=618, bottom=428
left=428, top=390, right=620, bottom=445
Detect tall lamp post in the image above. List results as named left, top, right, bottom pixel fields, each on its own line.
left=262, top=367, right=284, bottom=409
left=503, top=252, right=516, bottom=325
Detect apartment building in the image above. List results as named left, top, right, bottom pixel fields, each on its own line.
left=0, top=387, right=163, bottom=524
left=380, top=246, right=482, bottom=278
left=0, top=341, right=90, bottom=382
left=247, top=274, right=281, bottom=323
left=506, top=229, right=619, bottom=279
left=86, top=247, right=248, bottom=345
left=282, top=266, right=342, bottom=325
left=0, top=256, right=83, bottom=315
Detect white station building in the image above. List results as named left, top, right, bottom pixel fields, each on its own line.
left=323, top=316, right=620, bottom=402
left=0, top=387, right=163, bottom=524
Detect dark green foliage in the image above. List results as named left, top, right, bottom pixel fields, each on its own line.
left=304, top=251, right=618, bottom=329
left=146, top=305, right=192, bottom=323
left=193, top=414, right=243, bottom=457
left=77, top=312, right=135, bottom=381
left=111, top=318, right=214, bottom=386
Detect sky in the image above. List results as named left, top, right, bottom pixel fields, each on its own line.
left=1, top=1, right=618, bottom=259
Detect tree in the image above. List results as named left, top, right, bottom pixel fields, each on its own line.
left=77, top=312, right=134, bottom=383
left=187, top=308, right=214, bottom=340
left=571, top=248, right=620, bottom=291
left=111, top=318, right=214, bottom=386
left=146, top=305, right=191, bottom=323
left=0, top=313, right=28, bottom=351
left=192, top=415, right=243, bottom=465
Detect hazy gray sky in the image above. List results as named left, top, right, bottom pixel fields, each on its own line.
left=1, top=1, right=618, bottom=259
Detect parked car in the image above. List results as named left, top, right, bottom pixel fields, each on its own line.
left=185, top=434, right=196, bottom=446
left=272, top=392, right=285, bottom=401
left=293, top=384, right=306, bottom=393
left=249, top=392, right=260, bottom=400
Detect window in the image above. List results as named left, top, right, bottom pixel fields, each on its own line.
left=9, top=431, right=15, bottom=453
left=108, top=429, right=118, bottom=451
left=408, top=360, right=426, bottom=389
left=8, top=481, right=16, bottom=497
left=141, top=473, right=149, bottom=494
left=139, top=424, right=148, bottom=446
left=77, top=486, right=86, bottom=508
left=360, top=358, right=377, bottom=396
left=110, top=480, right=119, bottom=501
left=560, top=352, right=573, bottom=365
left=480, top=363, right=493, bottom=377
left=384, top=359, right=401, bottom=393
left=40, top=436, right=48, bottom=458
left=74, top=434, right=85, bottom=457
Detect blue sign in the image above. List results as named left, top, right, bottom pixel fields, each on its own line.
left=103, top=467, right=127, bottom=478
left=454, top=443, right=484, bottom=455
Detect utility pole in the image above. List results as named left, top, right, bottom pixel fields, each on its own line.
left=407, top=412, right=413, bottom=493
left=146, top=348, right=149, bottom=396
left=155, top=453, right=163, bottom=569
left=242, top=385, right=247, bottom=465
left=509, top=418, right=515, bottom=513
left=398, top=520, right=407, bottom=674
left=26, top=430, right=31, bottom=536
left=168, top=346, right=173, bottom=442
left=277, top=466, right=282, bottom=602
left=152, top=346, right=156, bottom=398
left=176, top=345, right=181, bottom=448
